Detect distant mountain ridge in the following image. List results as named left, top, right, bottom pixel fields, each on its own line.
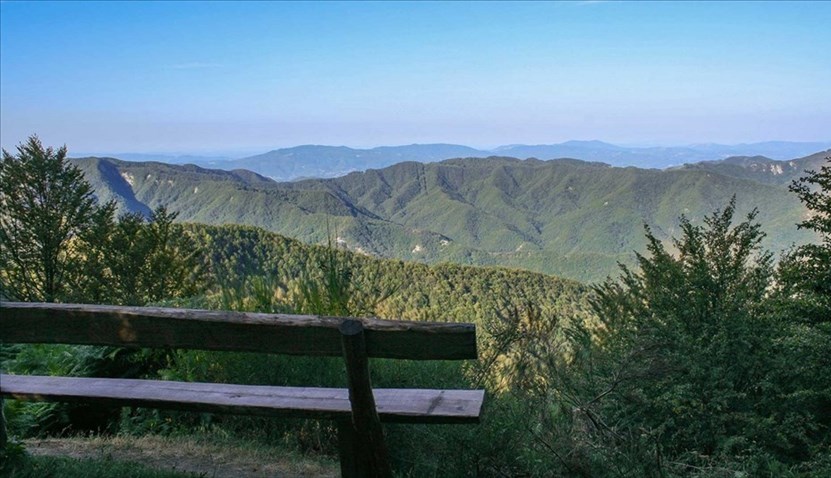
left=75, top=153, right=236, bottom=165
left=231, top=144, right=485, bottom=181
left=72, top=150, right=827, bottom=282
left=76, top=141, right=831, bottom=181
left=674, top=149, right=829, bottom=187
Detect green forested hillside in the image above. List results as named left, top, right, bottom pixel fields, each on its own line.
left=5, top=138, right=830, bottom=477
left=675, top=149, right=830, bottom=186
left=74, top=154, right=819, bottom=282
left=231, top=143, right=487, bottom=180
left=186, top=223, right=592, bottom=324
left=128, top=142, right=830, bottom=180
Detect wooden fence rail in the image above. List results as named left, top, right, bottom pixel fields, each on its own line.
left=0, top=302, right=484, bottom=477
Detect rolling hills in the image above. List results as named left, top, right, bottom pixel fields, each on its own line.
left=92, top=141, right=831, bottom=182
left=672, top=149, right=829, bottom=186
left=72, top=150, right=827, bottom=283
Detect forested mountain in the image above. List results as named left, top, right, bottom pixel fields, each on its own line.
left=81, top=153, right=235, bottom=165
left=229, top=144, right=486, bottom=180
left=73, top=152, right=823, bottom=282
left=88, top=141, right=831, bottom=181
left=675, top=149, right=829, bottom=186
left=494, top=141, right=831, bottom=169
left=5, top=136, right=830, bottom=477
left=186, top=223, right=592, bottom=324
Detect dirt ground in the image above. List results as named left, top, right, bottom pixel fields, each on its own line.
left=24, top=435, right=339, bottom=478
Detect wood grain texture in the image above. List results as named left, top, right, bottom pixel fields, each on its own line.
left=0, top=375, right=485, bottom=424
left=340, top=319, right=392, bottom=478
left=0, top=302, right=477, bottom=360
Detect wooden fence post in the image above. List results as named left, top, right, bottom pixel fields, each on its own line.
left=340, top=319, right=392, bottom=478
left=336, top=419, right=358, bottom=477
left=1, top=337, right=6, bottom=449
left=0, top=398, right=7, bottom=450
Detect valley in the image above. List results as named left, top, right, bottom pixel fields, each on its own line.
left=87, top=141, right=831, bottom=182
left=73, top=150, right=827, bottom=283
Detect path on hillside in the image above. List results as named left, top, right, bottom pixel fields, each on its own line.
left=25, top=436, right=338, bottom=478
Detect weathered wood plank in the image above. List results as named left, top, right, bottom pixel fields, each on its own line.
left=340, top=319, right=392, bottom=478
left=0, top=302, right=477, bottom=360
left=0, top=375, right=485, bottom=424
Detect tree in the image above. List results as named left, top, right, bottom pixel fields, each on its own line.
left=0, top=135, right=101, bottom=302
left=566, top=198, right=789, bottom=474
left=770, top=157, right=831, bottom=470
left=68, top=201, right=118, bottom=304
left=141, top=206, right=205, bottom=304
left=293, top=234, right=395, bottom=318
left=72, top=206, right=207, bottom=306
left=777, top=156, right=831, bottom=323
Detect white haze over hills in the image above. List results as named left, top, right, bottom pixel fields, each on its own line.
left=74, top=140, right=831, bottom=182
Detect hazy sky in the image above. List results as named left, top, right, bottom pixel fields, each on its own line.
left=1, top=1, right=829, bottom=154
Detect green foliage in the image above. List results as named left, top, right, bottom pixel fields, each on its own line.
left=0, top=136, right=103, bottom=301
left=98, top=212, right=152, bottom=305
left=679, top=150, right=829, bottom=187
left=0, top=140, right=207, bottom=441
left=142, top=207, right=206, bottom=304
left=71, top=206, right=207, bottom=306
left=293, top=236, right=396, bottom=317
left=2, top=454, right=201, bottom=478
left=0, top=437, right=28, bottom=476
left=74, top=155, right=815, bottom=282
left=2, top=204, right=208, bottom=436
left=295, top=240, right=358, bottom=317
left=179, top=223, right=591, bottom=325
left=70, top=202, right=120, bottom=304
left=215, top=274, right=291, bottom=315
left=3, top=344, right=171, bottom=438
left=0, top=136, right=205, bottom=305
left=777, top=157, right=831, bottom=324
left=4, top=143, right=829, bottom=475
left=595, top=200, right=777, bottom=467
left=521, top=198, right=830, bottom=476
left=791, top=156, right=831, bottom=236
left=105, top=231, right=590, bottom=473
left=766, top=158, right=831, bottom=470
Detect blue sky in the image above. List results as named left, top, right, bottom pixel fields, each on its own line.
left=1, top=1, right=829, bottom=154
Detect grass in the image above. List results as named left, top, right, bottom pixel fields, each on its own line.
left=2, top=434, right=338, bottom=478
left=4, top=455, right=199, bottom=478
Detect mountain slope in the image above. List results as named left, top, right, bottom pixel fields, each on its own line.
left=228, top=144, right=487, bottom=181
left=291, top=156, right=813, bottom=272
left=74, top=155, right=819, bottom=282
left=134, top=141, right=831, bottom=181
left=494, top=142, right=831, bottom=169
left=186, top=223, right=591, bottom=325
left=674, top=150, right=830, bottom=186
